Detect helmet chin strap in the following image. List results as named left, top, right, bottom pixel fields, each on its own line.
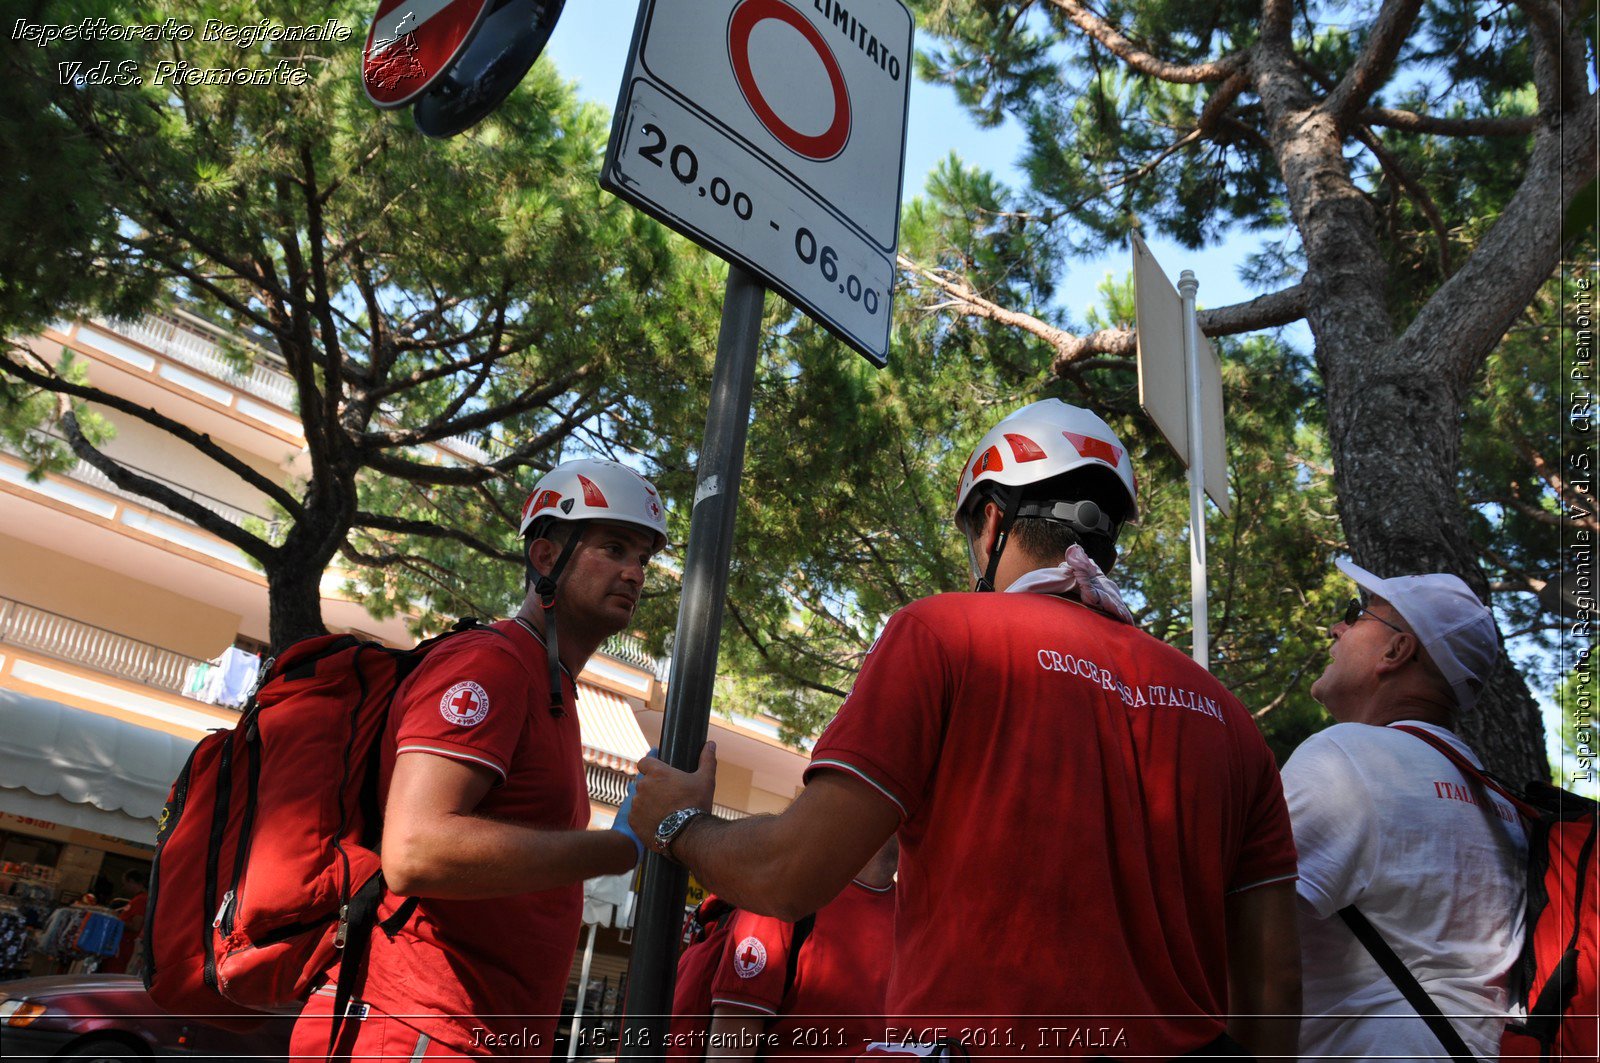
left=528, top=528, right=585, bottom=718
left=974, top=485, right=1024, bottom=593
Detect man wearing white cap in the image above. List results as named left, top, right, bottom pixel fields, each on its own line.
left=1283, top=559, right=1528, bottom=1061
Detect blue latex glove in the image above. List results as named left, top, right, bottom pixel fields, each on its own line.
left=611, top=747, right=656, bottom=865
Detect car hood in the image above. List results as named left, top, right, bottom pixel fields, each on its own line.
left=1, top=974, right=148, bottom=1000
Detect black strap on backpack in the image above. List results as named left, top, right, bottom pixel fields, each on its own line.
left=1337, top=905, right=1476, bottom=1063
left=782, top=912, right=817, bottom=999
left=328, top=874, right=419, bottom=1058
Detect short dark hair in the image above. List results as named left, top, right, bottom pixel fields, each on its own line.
left=990, top=466, right=1130, bottom=572
left=524, top=518, right=577, bottom=548
left=122, top=868, right=148, bottom=888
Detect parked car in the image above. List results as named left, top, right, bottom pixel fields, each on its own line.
left=0, top=974, right=293, bottom=1060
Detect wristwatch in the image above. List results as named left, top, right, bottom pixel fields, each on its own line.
left=652, top=807, right=706, bottom=857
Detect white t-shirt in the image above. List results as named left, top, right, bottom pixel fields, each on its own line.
left=1282, top=721, right=1527, bottom=1061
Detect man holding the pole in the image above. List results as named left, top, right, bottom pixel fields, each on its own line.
left=290, top=458, right=664, bottom=1061
left=633, top=399, right=1302, bottom=1059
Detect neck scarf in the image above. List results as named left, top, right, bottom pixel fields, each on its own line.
left=1005, top=544, right=1135, bottom=625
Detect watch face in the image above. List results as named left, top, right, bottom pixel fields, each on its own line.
left=654, top=808, right=697, bottom=852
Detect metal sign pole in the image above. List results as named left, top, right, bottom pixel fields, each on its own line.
left=1178, top=269, right=1209, bottom=668
left=620, top=263, right=766, bottom=1056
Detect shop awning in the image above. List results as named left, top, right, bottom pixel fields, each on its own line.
left=575, top=682, right=649, bottom=773
left=0, top=689, right=197, bottom=845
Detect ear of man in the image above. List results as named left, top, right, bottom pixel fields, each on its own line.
left=525, top=521, right=579, bottom=574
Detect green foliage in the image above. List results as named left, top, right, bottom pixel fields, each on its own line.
left=709, top=157, right=1344, bottom=756
left=0, top=0, right=724, bottom=644
left=0, top=347, right=115, bottom=479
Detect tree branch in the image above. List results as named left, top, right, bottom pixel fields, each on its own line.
left=903, top=253, right=1308, bottom=374
left=2, top=351, right=305, bottom=516
left=360, top=398, right=609, bottom=486
left=338, top=541, right=499, bottom=621
left=1045, top=0, right=1247, bottom=83
left=299, top=143, right=346, bottom=439
left=1402, top=93, right=1598, bottom=388
left=1354, top=126, right=1454, bottom=274
left=1512, top=0, right=1588, bottom=113
left=1478, top=543, right=1588, bottom=620
left=724, top=599, right=853, bottom=700
left=361, top=366, right=594, bottom=450
left=57, top=407, right=274, bottom=561
left=1361, top=107, right=1537, bottom=137
left=353, top=512, right=522, bottom=563
left=1197, top=283, right=1308, bottom=334
left=1324, top=0, right=1426, bottom=127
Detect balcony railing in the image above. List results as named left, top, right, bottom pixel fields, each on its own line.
left=6, top=430, right=283, bottom=543
left=0, top=596, right=212, bottom=701
left=92, top=312, right=298, bottom=411
left=599, top=633, right=664, bottom=675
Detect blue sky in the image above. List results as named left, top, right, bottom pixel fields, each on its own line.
left=545, top=0, right=1266, bottom=328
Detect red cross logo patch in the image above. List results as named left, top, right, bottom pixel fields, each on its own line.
left=732, top=935, right=768, bottom=979
left=439, top=680, right=491, bottom=727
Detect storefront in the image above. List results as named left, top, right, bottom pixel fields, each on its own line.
left=0, top=689, right=191, bottom=979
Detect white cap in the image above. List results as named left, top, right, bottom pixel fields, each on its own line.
left=1335, top=558, right=1499, bottom=710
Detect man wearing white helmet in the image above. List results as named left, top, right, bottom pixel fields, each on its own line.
left=289, top=458, right=667, bottom=1060
left=632, top=400, right=1302, bottom=1059
left=1283, top=561, right=1525, bottom=1061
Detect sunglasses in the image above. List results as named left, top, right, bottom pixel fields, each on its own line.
left=1339, top=598, right=1405, bottom=635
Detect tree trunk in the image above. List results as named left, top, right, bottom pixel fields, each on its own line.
left=265, top=554, right=330, bottom=652
left=1331, top=361, right=1550, bottom=781
left=263, top=487, right=355, bottom=650
left=1253, top=44, right=1551, bottom=783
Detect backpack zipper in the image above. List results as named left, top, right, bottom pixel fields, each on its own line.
left=331, top=647, right=371, bottom=949
left=201, top=732, right=235, bottom=991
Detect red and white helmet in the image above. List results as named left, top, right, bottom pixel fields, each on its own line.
left=954, top=399, right=1138, bottom=531
left=518, top=458, right=668, bottom=552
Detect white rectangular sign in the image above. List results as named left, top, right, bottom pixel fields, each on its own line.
left=1132, top=234, right=1230, bottom=515
left=602, top=0, right=913, bottom=365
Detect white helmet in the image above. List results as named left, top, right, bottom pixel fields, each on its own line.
left=954, top=399, right=1138, bottom=529
left=518, top=458, right=668, bottom=552
left=954, top=400, right=1137, bottom=587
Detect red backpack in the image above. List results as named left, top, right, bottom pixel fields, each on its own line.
left=1396, top=726, right=1598, bottom=1062
left=142, top=622, right=491, bottom=1032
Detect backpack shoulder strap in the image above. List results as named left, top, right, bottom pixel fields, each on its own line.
left=1390, top=725, right=1538, bottom=820
left=1338, top=905, right=1478, bottom=1063
left=783, top=912, right=817, bottom=999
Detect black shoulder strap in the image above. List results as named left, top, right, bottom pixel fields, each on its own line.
left=1337, top=905, right=1477, bottom=1063
left=783, top=912, right=817, bottom=998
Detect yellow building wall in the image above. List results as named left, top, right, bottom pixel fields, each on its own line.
left=0, top=533, right=242, bottom=658
left=744, top=787, right=794, bottom=815
left=95, top=410, right=288, bottom=517
left=713, top=760, right=754, bottom=812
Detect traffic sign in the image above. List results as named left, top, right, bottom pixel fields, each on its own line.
left=602, top=0, right=913, bottom=366
left=412, top=0, right=568, bottom=138
left=362, top=0, right=494, bottom=109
